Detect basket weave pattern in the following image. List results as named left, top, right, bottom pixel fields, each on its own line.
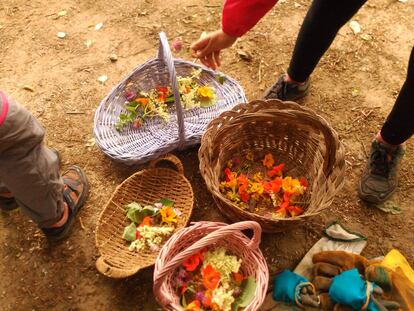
left=199, top=100, right=346, bottom=232
left=93, top=32, right=247, bottom=165
left=153, top=221, right=269, bottom=310
left=95, top=154, right=193, bottom=278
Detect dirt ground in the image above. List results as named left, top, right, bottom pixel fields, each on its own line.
left=1, top=0, right=413, bottom=310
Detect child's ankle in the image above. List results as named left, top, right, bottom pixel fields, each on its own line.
left=285, top=73, right=306, bottom=86
left=376, top=132, right=403, bottom=149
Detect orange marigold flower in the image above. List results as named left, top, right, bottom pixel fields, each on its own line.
left=262, top=153, right=275, bottom=169
left=274, top=206, right=287, bottom=218
left=186, top=300, right=201, bottom=311
left=201, top=264, right=221, bottom=290
left=253, top=172, right=263, bottom=182
left=267, top=163, right=285, bottom=178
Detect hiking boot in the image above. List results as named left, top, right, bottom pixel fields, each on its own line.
left=42, top=165, right=89, bottom=242
left=0, top=148, right=61, bottom=212
left=263, top=74, right=310, bottom=101
left=358, top=140, right=405, bottom=204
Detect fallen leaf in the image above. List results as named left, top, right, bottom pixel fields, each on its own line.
left=85, top=138, right=96, bottom=147
left=85, top=40, right=93, bottom=48
left=237, top=49, right=252, bottom=61
left=360, top=33, right=372, bottom=41
left=349, top=20, right=361, bottom=34
left=22, top=85, right=35, bottom=92
left=375, top=200, right=402, bottom=215
left=97, top=75, right=108, bottom=84
left=57, top=32, right=66, bottom=39
left=94, top=22, right=103, bottom=31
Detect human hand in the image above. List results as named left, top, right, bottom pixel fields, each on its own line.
left=190, top=30, right=237, bottom=70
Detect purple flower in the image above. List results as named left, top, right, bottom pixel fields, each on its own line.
left=232, top=287, right=242, bottom=298
left=195, top=291, right=205, bottom=302
left=124, top=90, right=137, bottom=101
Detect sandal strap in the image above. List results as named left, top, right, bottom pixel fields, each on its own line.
left=62, top=178, right=80, bottom=211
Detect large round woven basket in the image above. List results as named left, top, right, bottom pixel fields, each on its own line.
left=199, top=100, right=346, bottom=232
left=93, top=32, right=247, bottom=165
left=95, top=154, right=193, bottom=278
left=153, top=221, right=269, bottom=310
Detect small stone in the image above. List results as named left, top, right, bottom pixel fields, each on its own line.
left=97, top=75, right=108, bottom=84
left=57, top=10, right=67, bottom=17
left=349, top=21, right=361, bottom=34
left=85, top=40, right=93, bottom=48
left=109, top=54, right=118, bottom=62
left=360, top=33, right=372, bottom=41
left=57, top=32, right=66, bottom=39
left=237, top=49, right=252, bottom=61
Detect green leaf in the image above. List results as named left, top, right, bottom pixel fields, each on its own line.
left=215, top=75, right=226, bottom=84
left=126, top=106, right=137, bottom=112
left=232, top=276, right=257, bottom=310
left=125, top=202, right=157, bottom=223
left=122, top=222, right=137, bottom=242
left=180, top=292, right=187, bottom=308
left=159, top=198, right=174, bottom=207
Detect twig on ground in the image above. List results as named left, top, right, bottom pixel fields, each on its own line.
left=79, top=217, right=86, bottom=230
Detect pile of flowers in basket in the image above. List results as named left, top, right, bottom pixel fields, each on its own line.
left=220, top=152, right=309, bottom=219
left=175, top=248, right=256, bottom=311
left=122, top=199, right=179, bottom=252
left=116, top=68, right=217, bottom=131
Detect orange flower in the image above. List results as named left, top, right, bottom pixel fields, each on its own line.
left=274, top=206, right=287, bottom=218
left=282, top=176, right=303, bottom=195
left=287, top=205, right=303, bottom=217
left=300, top=177, right=309, bottom=188
left=267, top=163, right=285, bottom=178
left=237, top=174, right=249, bottom=193
left=253, top=172, right=263, bottom=182
left=239, top=191, right=250, bottom=203
left=201, top=264, right=221, bottom=290
left=183, top=253, right=201, bottom=272
left=262, top=153, right=275, bottom=169
left=136, top=97, right=149, bottom=105
left=264, top=178, right=282, bottom=194
left=202, top=290, right=213, bottom=307
left=224, top=168, right=236, bottom=182
left=186, top=300, right=201, bottom=311
left=232, top=272, right=245, bottom=284
left=140, top=216, right=152, bottom=227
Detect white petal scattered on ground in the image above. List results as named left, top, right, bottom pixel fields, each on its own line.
left=0, top=25, right=3, bottom=29
left=58, top=10, right=67, bottom=17
left=398, top=0, right=407, bottom=3
left=360, top=33, right=372, bottom=41
left=85, top=40, right=93, bottom=48
left=97, top=75, right=108, bottom=84
left=94, top=22, right=103, bottom=31
left=57, top=32, right=66, bottom=39
left=349, top=20, right=361, bottom=34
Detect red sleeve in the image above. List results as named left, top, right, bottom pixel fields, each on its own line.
left=222, top=0, right=279, bottom=37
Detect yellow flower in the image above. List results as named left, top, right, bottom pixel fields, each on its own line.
left=262, top=153, right=275, bottom=169
left=253, top=172, right=263, bottom=182
left=246, top=152, right=254, bottom=161
left=197, top=86, right=215, bottom=99
left=282, top=176, right=303, bottom=196
left=226, top=160, right=233, bottom=168
left=159, top=207, right=177, bottom=225
left=250, top=182, right=264, bottom=195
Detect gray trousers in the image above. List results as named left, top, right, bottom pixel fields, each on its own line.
left=0, top=93, right=63, bottom=227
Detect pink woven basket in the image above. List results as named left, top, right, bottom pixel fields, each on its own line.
left=153, top=221, right=269, bottom=311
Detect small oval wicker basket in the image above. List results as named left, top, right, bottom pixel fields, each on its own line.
left=95, top=154, right=193, bottom=278
left=94, top=32, right=247, bottom=165
left=153, top=221, right=269, bottom=311
left=199, top=100, right=346, bottom=232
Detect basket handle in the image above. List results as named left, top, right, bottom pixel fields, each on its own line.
left=149, top=154, right=184, bottom=174
left=153, top=221, right=262, bottom=306
left=95, top=256, right=140, bottom=278
left=157, top=32, right=186, bottom=148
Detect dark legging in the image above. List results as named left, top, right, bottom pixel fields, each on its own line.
left=287, top=0, right=414, bottom=145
